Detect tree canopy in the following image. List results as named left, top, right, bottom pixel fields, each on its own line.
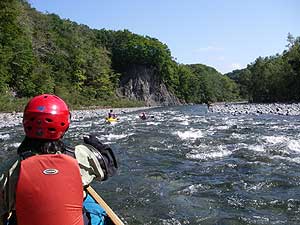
left=226, top=33, right=300, bottom=103
left=3, top=0, right=298, bottom=111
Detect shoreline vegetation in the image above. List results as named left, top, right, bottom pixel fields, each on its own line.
left=0, top=95, right=145, bottom=113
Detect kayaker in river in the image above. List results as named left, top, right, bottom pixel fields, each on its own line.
left=139, top=112, right=147, bottom=120
left=108, top=109, right=116, bottom=119
left=0, top=94, right=118, bottom=225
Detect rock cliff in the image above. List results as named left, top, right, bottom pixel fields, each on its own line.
left=117, top=65, right=181, bottom=106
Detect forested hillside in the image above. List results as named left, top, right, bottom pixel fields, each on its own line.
left=226, top=34, right=300, bottom=103
left=0, top=0, right=120, bottom=110
left=0, top=0, right=241, bottom=111
left=185, top=64, right=239, bottom=103
left=0, top=0, right=251, bottom=111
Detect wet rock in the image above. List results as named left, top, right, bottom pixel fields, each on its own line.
left=117, top=64, right=181, bottom=106
left=209, top=103, right=300, bottom=116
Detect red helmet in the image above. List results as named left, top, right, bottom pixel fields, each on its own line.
left=23, top=94, right=70, bottom=140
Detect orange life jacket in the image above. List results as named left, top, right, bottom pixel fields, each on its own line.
left=16, top=154, right=84, bottom=225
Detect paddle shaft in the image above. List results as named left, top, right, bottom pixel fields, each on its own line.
left=86, top=186, right=124, bottom=225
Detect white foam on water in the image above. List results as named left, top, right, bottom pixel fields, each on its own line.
left=225, top=119, right=238, bottom=126
left=168, top=111, right=177, bottom=115
left=270, top=155, right=294, bottom=163
left=104, top=133, right=134, bottom=141
left=0, top=134, right=10, bottom=141
left=186, top=146, right=231, bottom=160
left=195, top=117, right=208, bottom=123
left=146, top=122, right=160, bottom=126
left=227, top=163, right=237, bottom=168
left=90, top=120, right=102, bottom=126
left=175, top=129, right=203, bottom=140
left=107, top=121, right=118, bottom=126
left=245, top=181, right=269, bottom=191
left=10, top=142, right=20, bottom=148
left=172, top=115, right=189, bottom=121
left=253, top=121, right=264, bottom=125
left=185, top=184, right=199, bottom=194
left=179, top=183, right=208, bottom=195
left=179, top=120, right=189, bottom=126
left=161, top=218, right=181, bottom=225
left=236, top=143, right=248, bottom=148
left=167, top=145, right=174, bottom=149
left=149, top=146, right=159, bottom=151
left=216, top=125, right=230, bottom=130
left=231, top=133, right=245, bottom=139
left=287, top=139, right=300, bottom=152
left=286, top=157, right=300, bottom=164
left=262, top=135, right=289, bottom=144
left=3, top=142, right=21, bottom=151
left=271, top=125, right=288, bottom=131
left=71, top=122, right=92, bottom=128
left=248, top=145, right=265, bottom=152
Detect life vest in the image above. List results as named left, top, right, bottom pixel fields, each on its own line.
left=15, top=154, right=84, bottom=225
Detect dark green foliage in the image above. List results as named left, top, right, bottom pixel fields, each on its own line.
left=226, top=34, right=300, bottom=103
left=0, top=94, right=29, bottom=112
left=95, top=29, right=239, bottom=104
left=283, top=34, right=300, bottom=101
left=0, top=0, right=245, bottom=111
left=0, top=0, right=36, bottom=96
left=186, top=64, right=240, bottom=103
left=95, top=29, right=178, bottom=89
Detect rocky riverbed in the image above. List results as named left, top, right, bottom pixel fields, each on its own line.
left=0, top=107, right=150, bottom=129
left=209, top=102, right=300, bottom=116
left=1, top=103, right=299, bottom=130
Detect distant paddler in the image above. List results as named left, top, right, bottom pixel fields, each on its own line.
left=139, top=112, right=147, bottom=120
left=108, top=109, right=116, bottom=119
left=106, top=109, right=118, bottom=123
left=206, top=101, right=212, bottom=111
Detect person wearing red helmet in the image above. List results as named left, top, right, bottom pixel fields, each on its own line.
left=22, top=94, right=70, bottom=140
left=0, top=94, right=118, bottom=225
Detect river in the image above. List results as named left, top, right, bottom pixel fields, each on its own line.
left=1, top=105, right=300, bottom=224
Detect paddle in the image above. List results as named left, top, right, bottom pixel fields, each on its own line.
left=86, top=186, right=124, bottom=225
left=2, top=212, right=16, bottom=225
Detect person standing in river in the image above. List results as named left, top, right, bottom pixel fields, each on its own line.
left=206, top=101, right=212, bottom=111
left=0, top=94, right=118, bottom=225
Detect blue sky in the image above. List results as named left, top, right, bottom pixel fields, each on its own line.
left=28, top=0, right=300, bottom=74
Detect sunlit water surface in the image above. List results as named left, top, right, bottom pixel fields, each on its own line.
left=1, top=105, right=300, bottom=225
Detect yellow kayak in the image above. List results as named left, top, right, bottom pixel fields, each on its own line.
left=105, top=117, right=118, bottom=123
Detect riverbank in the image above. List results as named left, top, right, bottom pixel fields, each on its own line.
left=2, top=103, right=299, bottom=130
left=209, top=102, right=300, bottom=116
left=0, top=106, right=151, bottom=129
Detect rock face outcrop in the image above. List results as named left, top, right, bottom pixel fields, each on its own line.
left=117, top=65, right=181, bottom=106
